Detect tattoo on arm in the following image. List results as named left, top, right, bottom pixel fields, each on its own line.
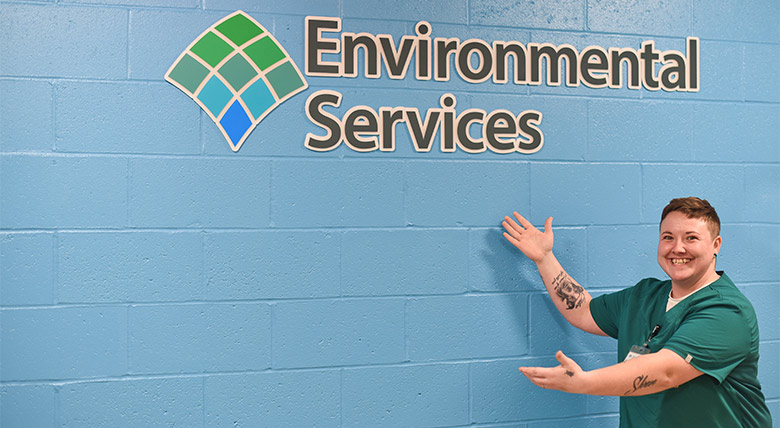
left=564, top=370, right=575, bottom=377
left=552, top=271, right=586, bottom=310
left=623, top=374, right=658, bottom=395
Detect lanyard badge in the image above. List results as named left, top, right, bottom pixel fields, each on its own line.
left=624, top=325, right=661, bottom=362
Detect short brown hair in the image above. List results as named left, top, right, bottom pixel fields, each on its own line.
left=661, top=197, right=721, bottom=237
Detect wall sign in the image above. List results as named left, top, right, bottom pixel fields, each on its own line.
left=166, top=12, right=700, bottom=154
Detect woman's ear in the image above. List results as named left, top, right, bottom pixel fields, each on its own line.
left=713, top=235, right=722, bottom=255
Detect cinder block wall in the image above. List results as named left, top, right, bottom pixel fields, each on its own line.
left=1, top=1, right=778, bottom=427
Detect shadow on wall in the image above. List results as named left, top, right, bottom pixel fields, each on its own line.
left=471, top=227, right=620, bottom=423
left=479, top=228, right=543, bottom=293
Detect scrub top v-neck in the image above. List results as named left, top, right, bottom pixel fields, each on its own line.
left=590, top=273, right=772, bottom=428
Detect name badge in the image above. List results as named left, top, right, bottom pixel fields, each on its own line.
left=624, top=344, right=650, bottom=361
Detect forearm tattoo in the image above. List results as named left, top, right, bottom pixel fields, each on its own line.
left=552, top=271, right=585, bottom=310
left=624, top=374, right=658, bottom=395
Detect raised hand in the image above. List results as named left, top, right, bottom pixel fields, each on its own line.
left=502, top=212, right=554, bottom=263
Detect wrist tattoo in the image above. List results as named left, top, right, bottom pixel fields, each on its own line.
left=552, top=271, right=585, bottom=310
left=624, top=374, right=658, bottom=395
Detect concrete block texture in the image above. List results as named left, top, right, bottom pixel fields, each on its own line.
left=0, top=4, right=128, bottom=79
left=588, top=99, right=694, bottom=161
left=0, top=0, right=777, bottom=426
left=641, top=164, right=746, bottom=223
left=743, top=43, right=780, bottom=102
left=129, top=158, right=270, bottom=228
left=406, top=160, right=531, bottom=226
left=718, top=225, right=780, bottom=283
left=342, top=364, right=469, bottom=427
left=58, top=231, right=203, bottom=303
left=342, top=228, right=469, bottom=296
left=743, top=165, right=780, bottom=223
left=205, top=370, right=340, bottom=427
left=1, top=306, right=127, bottom=380
left=0, top=79, right=53, bottom=152
left=770, top=400, right=780, bottom=428
left=0, top=155, right=128, bottom=228
left=758, top=342, right=780, bottom=399
left=528, top=293, right=615, bottom=355
left=693, top=0, right=779, bottom=43
left=471, top=227, right=588, bottom=292
left=587, top=225, right=665, bottom=288
left=205, top=230, right=340, bottom=299
left=204, top=0, right=339, bottom=16
left=0, top=385, right=56, bottom=428
left=471, top=0, right=584, bottom=30
left=129, top=303, right=271, bottom=374
left=692, top=104, right=780, bottom=162
left=55, top=81, right=201, bottom=154
left=407, top=294, right=528, bottom=361
left=0, top=233, right=54, bottom=305
left=530, top=163, right=642, bottom=225
left=271, top=159, right=405, bottom=227
left=471, top=357, right=590, bottom=423
left=740, top=283, right=780, bottom=341
left=345, top=0, right=467, bottom=24
left=59, top=378, right=204, bottom=428
left=272, top=298, right=405, bottom=368
left=588, top=0, right=691, bottom=36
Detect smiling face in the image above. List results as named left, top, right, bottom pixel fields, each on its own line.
left=657, top=211, right=722, bottom=293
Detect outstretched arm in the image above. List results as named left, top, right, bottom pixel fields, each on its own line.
left=519, top=349, right=704, bottom=396
left=502, top=212, right=604, bottom=336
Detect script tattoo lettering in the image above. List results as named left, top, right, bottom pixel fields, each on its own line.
left=565, top=370, right=575, bottom=377
left=552, top=271, right=585, bottom=310
left=624, top=375, right=658, bottom=395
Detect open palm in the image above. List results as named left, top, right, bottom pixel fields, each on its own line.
left=502, top=212, right=554, bottom=263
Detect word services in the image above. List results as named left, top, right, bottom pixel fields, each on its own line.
left=303, top=17, right=700, bottom=154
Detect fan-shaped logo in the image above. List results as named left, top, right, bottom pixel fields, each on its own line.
left=165, top=11, right=308, bottom=152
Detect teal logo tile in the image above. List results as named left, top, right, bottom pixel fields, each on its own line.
left=165, top=11, right=308, bottom=152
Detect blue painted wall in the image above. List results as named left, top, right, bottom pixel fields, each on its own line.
left=1, top=0, right=778, bottom=427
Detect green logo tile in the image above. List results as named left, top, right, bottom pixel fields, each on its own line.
left=215, top=13, right=263, bottom=46
left=190, top=32, right=234, bottom=67
left=167, top=54, right=209, bottom=94
left=244, top=37, right=286, bottom=71
left=219, top=54, right=258, bottom=91
left=165, top=11, right=308, bottom=152
left=266, top=61, right=306, bottom=99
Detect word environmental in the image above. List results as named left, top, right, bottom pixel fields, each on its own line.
left=302, top=16, right=700, bottom=154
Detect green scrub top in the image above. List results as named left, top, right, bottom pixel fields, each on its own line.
left=590, top=272, right=772, bottom=428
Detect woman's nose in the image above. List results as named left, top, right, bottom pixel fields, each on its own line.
left=673, top=240, right=686, bottom=253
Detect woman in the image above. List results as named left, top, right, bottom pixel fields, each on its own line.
left=502, top=197, right=771, bottom=427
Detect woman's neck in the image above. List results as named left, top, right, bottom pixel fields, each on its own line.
left=671, top=270, right=721, bottom=299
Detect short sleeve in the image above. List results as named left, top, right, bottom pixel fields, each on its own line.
left=590, top=287, right=633, bottom=339
left=663, top=303, right=752, bottom=383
